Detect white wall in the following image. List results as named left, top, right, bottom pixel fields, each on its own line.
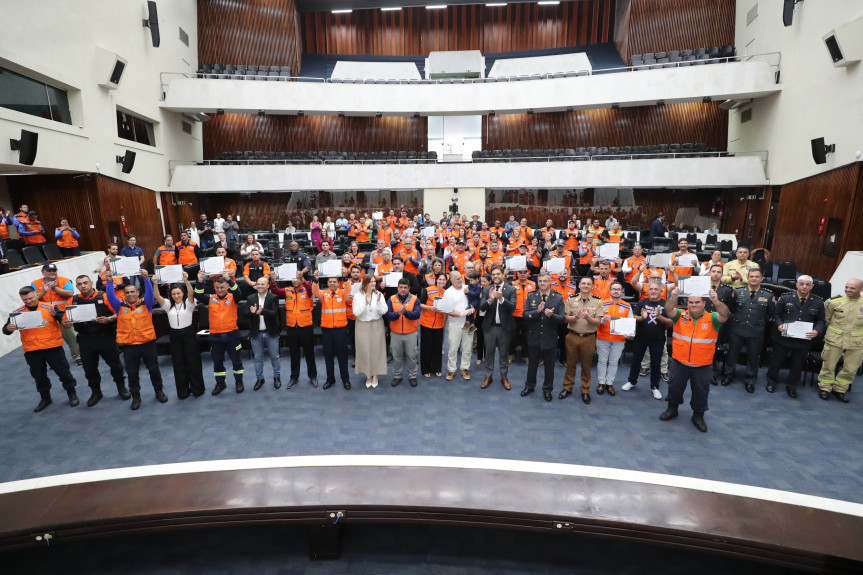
left=731, top=0, right=863, bottom=184
left=424, top=188, right=485, bottom=222
left=0, top=1, right=201, bottom=191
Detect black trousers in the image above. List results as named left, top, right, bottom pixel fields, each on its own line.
left=767, top=340, right=808, bottom=391
left=666, top=358, right=711, bottom=412
left=25, top=346, right=77, bottom=393
left=169, top=326, right=206, bottom=397
left=475, top=323, right=485, bottom=361
left=420, top=326, right=444, bottom=374
left=122, top=341, right=163, bottom=393
left=285, top=325, right=317, bottom=379
left=79, top=334, right=125, bottom=390
left=210, top=330, right=244, bottom=383
left=628, top=338, right=665, bottom=389
left=322, top=326, right=350, bottom=383
left=510, top=317, right=527, bottom=358
left=526, top=346, right=557, bottom=391
left=723, top=332, right=764, bottom=384
left=557, top=324, right=568, bottom=363
left=59, top=246, right=81, bottom=257
left=347, top=319, right=356, bottom=355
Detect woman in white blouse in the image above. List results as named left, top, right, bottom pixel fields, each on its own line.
left=239, top=233, right=264, bottom=260
left=352, top=274, right=389, bottom=388
left=151, top=271, right=205, bottom=399
left=323, top=216, right=336, bottom=237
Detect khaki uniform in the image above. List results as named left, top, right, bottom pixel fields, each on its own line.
left=818, top=296, right=863, bottom=393
left=722, top=259, right=758, bottom=289
left=562, top=294, right=604, bottom=393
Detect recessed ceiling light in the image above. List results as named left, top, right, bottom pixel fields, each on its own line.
left=426, top=4, right=447, bottom=9
left=332, top=9, right=352, bottom=14
left=486, top=3, right=507, bottom=6
left=538, top=1, right=560, bottom=5
left=381, top=6, right=401, bottom=10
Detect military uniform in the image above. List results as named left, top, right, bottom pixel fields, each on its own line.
left=722, top=259, right=758, bottom=289
left=562, top=294, right=603, bottom=396
left=818, top=295, right=863, bottom=396
left=722, top=286, right=775, bottom=391
left=523, top=290, right=565, bottom=395
left=767, top=292, right=825, bottom=395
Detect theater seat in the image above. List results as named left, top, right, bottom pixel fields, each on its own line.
left=5, top=249, right=30, bottom=271
left=41, top=244, right=65, bottom=261
left=22, top=245, right=48, bottom=265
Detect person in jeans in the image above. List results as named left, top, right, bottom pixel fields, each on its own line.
left=594, top=281, right=633, bottom=397
left=245, top=276, right=281, bottom=391
left=443, top=270, right=475, bottom=381
left=622, top=282, right=672, bottom=400
left=385, top=278, right=421, bottom=387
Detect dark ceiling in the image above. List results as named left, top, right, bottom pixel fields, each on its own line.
left=297, top=1, right=575, bottom=13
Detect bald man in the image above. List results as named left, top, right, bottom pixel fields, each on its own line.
left=817, top=278, right=863, bottom=403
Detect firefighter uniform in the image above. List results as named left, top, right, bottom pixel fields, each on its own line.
left=313, top=282, right=351, bottom=389
left=818, top=295, right=863, bottom=396
left=271, top=281, right=317, bottom=387
left=195, top=280, right=245, bottom=394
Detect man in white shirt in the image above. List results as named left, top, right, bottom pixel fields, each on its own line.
left=213, top=213, right=226, bottom=234
left=443, top=271, right=474, bottom=381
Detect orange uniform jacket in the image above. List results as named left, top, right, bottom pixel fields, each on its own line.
left=513, top=280, right=537, bottom=318
left=9, top=304, right=64, bottom=352
left=313, top=283, right=349, bottom=328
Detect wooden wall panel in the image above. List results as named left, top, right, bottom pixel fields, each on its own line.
left=619, top=0, right=735, bottom=63
left=198, top=0, right=303, bottom=74
left=769, top=163, right=863, bottom=281
left=483, top=102, right=728, bottom=151
left=302, top=1, right=615, bottom=56
left=203, top=114, right=428, bottom=159
left=8, top=175, right=164, bottom=259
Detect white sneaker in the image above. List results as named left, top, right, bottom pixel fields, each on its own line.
left=652, top=388, right=663, bottom=400
left=621, top=382, right=634, bottom=391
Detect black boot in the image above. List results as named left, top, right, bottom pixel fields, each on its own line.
left=212, top=380, right=227, bottom=395
left=155, top=388, right=168, bottom=403
left=253, top=378, right=265, bottom=391
left=659, top=403, right=679, bottom=421
left=273, top=377, right=281, bottom=389
left=67, top=390, right=80, bottom=407
left=116, top=382, right=131, bottom=400
left=691, top=411, right=708, bottom=432
left=131, top=393, right=142, bottom=411
left=87, top=386, right=103, bottom=407
left=34, top=391, right=52, bottom=413
left=235, top=378, right=244, bottom=393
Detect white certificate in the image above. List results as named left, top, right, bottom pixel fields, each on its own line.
left=384, top=271, right=403, bottom=287
left=318, top=260, right=342, bottom=278
left=372, top=211, right=384, bottom=221
left=674, top=253, right=699, bottom=268
left=350, top=282, right=362, bottom=296
left=545, top=258, right=566, bottom=274
left=65, top=304, right=99, bottom=323
left=679, top=276, right=712, bottom=297
left=505, top=255, right=527, bottom=271
left=200, top=256, right=226, bottom=275
left=403, top=227, right=415, bottom=237
left=11, top=311, right=46, bottom=330
left=609, top=317, right=636, bottom=337
left=433, top=296, right=455, bottom=313
left=784, top=321, right=814, bottom=339
left=276, top=263, right=297, bottom=281
left=155, top=265, right=183, bottom=284
left=597, top=243, right=620, bottom=259
left=422, top=227, right=436, bottom=238
left=110, top=256, right=141, bottom=277
left=648, top=253, right=671, bottom=269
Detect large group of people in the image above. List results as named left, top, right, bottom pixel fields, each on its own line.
left=2, top=208, right=862, bottom=434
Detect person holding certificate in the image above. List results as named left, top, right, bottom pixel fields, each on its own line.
left=194, top=273, right=245, bottom=396
left=63, top=275, right=130, bottom=407
left=352, top=275, right=388, bottom=388
left=669, top=239, right=699, bottom=278
left=595, top=281, right=633, bottom=397
left=312, top=271, right=352, bottom=390
left=419, top=273, right=448, bottom=378
left=269, top=272, right=318, bottom=389
left=722, top=246, right=758, bottom=289
left=3, top=286, right=80, bottom=412
left=622, top=282, right=673, bottom=399
left=766, top=275, right=825, bottom=398
left=151, top=271, right=205, bottom=399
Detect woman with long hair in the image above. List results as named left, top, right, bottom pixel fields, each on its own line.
left=239, top=233, right=263, bottom=260
left=310, top=215, right=322, bottom=245
left=418, top=273, right=448, bottom=378
left=151, top=271, right=205, bottom=399
left=352, top=274, right=388, bottom=388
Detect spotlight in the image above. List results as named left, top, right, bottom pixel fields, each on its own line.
left=413, top=112, right=420, bottom=118
left=611, top=103, right=619, bottom=109
left=216, top=109, right=225, bottom=115
left=338, top=112, right=345, bottom=117
left=258, top=110, right=265, bottom=116
left=656, top=100, right=666, bottom=106
left=376, top=112, right=383, bottom=118
left=566, top=106, right=574, bottom=112
left=702, top=96, right=712, bottom=103
left=526, top=109, right=534, bottom=114
left=489, top=110, right=496, bottom=117
left=297, top=111, right=304, bottom=117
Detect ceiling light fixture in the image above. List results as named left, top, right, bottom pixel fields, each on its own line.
left=527, top=109, right=534, bottom=114
left=258, top=110, right=265, bottom=116
left=702, top=96, right=713, bottom=103
left=489, top=110, right=496, bottom=116
left=426, top=4, right=447, bottom=9
left=537, top=1, right=560, bottom=5
left=381, top=6, right=402, bottom=11
left=376, top=112, right=383, bottom=118
left=297, top=111, right=305, bottom=116
left=656, top=100, right=666, bottom=106
left=611, top=103, right=619, bottom=109
left=486, top=3, right=507, bottom=6
left=338, top=112, right=345, bottom=117
left=413, top=112, right=420, bottom=118
left=331, top=9, right=352, bottom=14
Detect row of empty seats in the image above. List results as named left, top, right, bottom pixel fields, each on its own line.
left=327, top=71, right=591, bottom=84
left=472, top=143, right=725, bottom=162
left=197, top=64, right=292, bottom=80
left=206, top=150, right=438, bottom=165
left=630, top=46, right=737, bottom=69
left=1, top=241, right=67, bottom=272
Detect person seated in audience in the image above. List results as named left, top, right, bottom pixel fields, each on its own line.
left=316, top=239, right=337, bottom=261
left=700, top=249, right=724, bottom=276
left=213, top=232, right=236, bottom=258
left=55, top=217, right=81, bottom=257
left=239, top=233, right=264, bottom=260
left=284, top=220, right=296, bottom=235
left=316, top=229, right=334, bottom=254
left=603, top=222, right=624, bottom=244
left=375, top=248, right=394, bottom=281
left=370, top=238, right=388, bottom=266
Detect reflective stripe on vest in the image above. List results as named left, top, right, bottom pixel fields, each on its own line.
left=420, top=288, right=445, bottom=329
left=208, top=293, right=239, bottom=333
left=284, top=288, right=314, bottom=328
left=116, top=301, right=156, bottom=345
left=671, top=312, right=718, bottom=367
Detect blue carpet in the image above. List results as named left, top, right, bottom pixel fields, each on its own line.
left=1, top=337, right=861, bottom=505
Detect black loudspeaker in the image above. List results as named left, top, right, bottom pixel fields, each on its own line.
left=783, top=0, right=795, bottom=27
left=810, top=137, right=835, bottom=165
left=824, top=35, right=844, bottom=63
left=143, top=1, right=160, bottom=48
left=117, top=150, right=137, bottom=174
left=9, top=130, right=38, bottom=165
left=109, top=60, right=126, bottom=86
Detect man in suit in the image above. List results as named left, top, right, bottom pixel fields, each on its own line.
left=722, top=267, right=775, bottom=393
left=245, top=276, right=282, bottom=391
left=521, top=272, right=565, bottom=402
left=480, top=265, right=517, bottom=390
left=649, top=213, right=666, bottom=240
left=214, top=232, right=237, bottom=259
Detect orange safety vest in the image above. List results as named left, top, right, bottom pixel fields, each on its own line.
left=506, top=238, right=523, bottom=256
left=448, top=251, right=472, bottom=274
left=624, top=255, right=647, bottom=283
left=12, top=304, right=63, bottom=352
left=389, top=294, right=419, bottom=334
left=208, top=291, right=239, bottom=333
left=424, top=272, right=439, bottom=287
left=116, top=299, right=156, bottom=345
left=578, top=242, right=594, bottom=265
left=350, top=253, right=365, bottom=267
left=376, top=262, right=393, bottom=276
left=55, top=228, right=79, bottom=248
left=33, top=276, right=73, bottom=311
left=353, top=224, right=369, bottom=243
left=378, top=226, right=394, bottom=246
left=672, top=311, right=719, bottom=366
left=639, top=281, right=669, bottom=300
left=592, top=276, right=615, bottom=300
left=99, top=270, right=126, bottom=288
left=371, top=250, right=386, bottom=265
left=400, top=249, right=420, bottom=275
left=21, top=217, right=46, bottom=244
left=419, top=287, right=446, bottom=329
left=538, top=226, right=556, bottom=238
left=551, top=282, right=577, bottom=300
left=479, top=231, right=491, bottom=243
left=588, top=225, right=605, bottom=236
left=0, top=219, right=9, bottom=240
left=177, top=242, right=198, bottom=265
left=155, top=245, right=178, bottom=265
left=487, top=251, right=505, bottom=268
left=606, top=230, right=624, bottom=243
left=397, top=217, right=411, bottom=230
left=513, top=280, right=536, bottom=318
left=315, top=285, right=348, bottom=328
left=597, top=299, right=633, bottom=342
left=475, top=258, right=493, bottom=275
left=385, top=216, right=397, bottom=229
left=284, top=286, right=314, bottom=327
left=670, top=252, right=695, bottom=278
left=345, top=280, right=362, bottom=321
left=562, top=229, right=580, bottom=251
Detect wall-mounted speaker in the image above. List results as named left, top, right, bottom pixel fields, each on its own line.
left=782, top=0, right=798, bottom=27
left=811, top=137, right=835, bottom=165
left=9, top=130, right=38, bottom=165
left=116, top=150, right=137, bottom=174
left=823, top=17, right=863, bottom=67
left=97, top=48, right=127, bottom=89
left=143, top=1, right=160, bottom=48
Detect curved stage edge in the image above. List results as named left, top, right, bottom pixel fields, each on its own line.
left=0, top=456, right=860, bottom=573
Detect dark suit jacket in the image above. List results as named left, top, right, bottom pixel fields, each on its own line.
left=243, top=291, right=280, bottom=337
left=523, top=290, right=565, bottom=349
left=649, top=219, right=665, bottom=239
left=479, top=283, right=517, bottom=331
